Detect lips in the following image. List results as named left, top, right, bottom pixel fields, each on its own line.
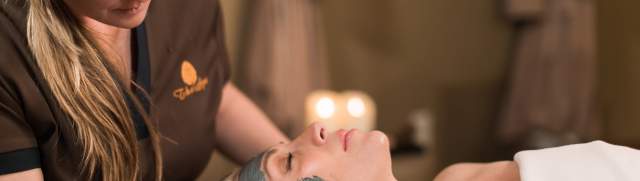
left=339, top=129, right=357, bottom=152
left=115, top=3, right=143, bottom=14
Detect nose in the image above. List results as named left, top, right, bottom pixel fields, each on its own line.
left=302, top=122, right=326, bottom=146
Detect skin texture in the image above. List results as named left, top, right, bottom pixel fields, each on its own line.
left=256, top=123, right=397, bottom=181
left=1, top=0, right=288, bottom=180
left=434, top=161, right=521, bottom=181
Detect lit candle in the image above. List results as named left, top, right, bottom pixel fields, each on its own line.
left=305, top=90, right=340, bottom=131
left=341, top=91, right=376, bottom=131
left=305, top=90, right=376, bottom=132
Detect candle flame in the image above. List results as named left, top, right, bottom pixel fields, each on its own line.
left=347, top=97, right=366, bottom=118
left=315, top=97, right=336, bottom=119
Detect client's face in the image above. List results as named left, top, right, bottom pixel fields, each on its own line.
left=63, top=0, right=151, bottom=28
left=259, top=123, right=394, bottom=181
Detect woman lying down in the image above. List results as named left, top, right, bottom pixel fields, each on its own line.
left=222, top=123, right=396, bottom=181
left=223, top=123, right=640, bottom=181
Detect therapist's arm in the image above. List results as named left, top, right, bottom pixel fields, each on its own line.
left=214, top=83, right=289, bottom=164
left=0, top=168, right=44, bottom=181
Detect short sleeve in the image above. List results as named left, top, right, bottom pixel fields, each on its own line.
left=0, top=2, right=41, bottom=173
left=0, top=76, right=41, bottom=174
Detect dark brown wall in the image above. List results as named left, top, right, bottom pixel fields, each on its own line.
left=597, top=0, right=640, bottom=147
left=320, top=0, right=512, bottom=133
left=319, top=0, right=514, bottom=178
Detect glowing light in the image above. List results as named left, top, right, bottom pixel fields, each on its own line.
left=347, top=97, right=366, bottom=118
left=315, top=97, right=336, bottom=119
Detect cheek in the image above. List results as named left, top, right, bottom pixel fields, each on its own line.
left=64, top=0, right=114, bottom=18
left=340, top=132, right=392, bottom=173
left=297, top=151, right=334, bottom=178
left=88, top=0, right=118, bottom=9
left=87, top=1, right=117, bottom=17
left=367, top=131, right=391, bottom=149
left=349, top=131, right=390, bottom=156
left=362, top=131, right=391, bottom=162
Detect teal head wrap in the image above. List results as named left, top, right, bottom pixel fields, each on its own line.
left=238, top=152, right=267, bottom=181
left=237, top=151, right=324, bottom=181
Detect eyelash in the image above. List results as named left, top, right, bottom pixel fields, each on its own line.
left=286, top=152, right=293, bottom=172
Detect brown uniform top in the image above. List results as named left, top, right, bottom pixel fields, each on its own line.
left=0, top=0, right=230, bottom=180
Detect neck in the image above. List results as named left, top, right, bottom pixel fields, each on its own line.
left=81, top=17, right=132, bottom=82
left=377, top=167, right=397, bottom=181
left=382, top=173, right=397, bottom=181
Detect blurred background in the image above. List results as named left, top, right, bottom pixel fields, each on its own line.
left=196, top=0, right=640, bottom=180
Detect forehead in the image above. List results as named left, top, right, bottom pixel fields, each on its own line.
left=263, top=142, right=289, bottom=158
left=260, top=144, right=291, bottom=179
left=261, top=145, right=328, bottom=181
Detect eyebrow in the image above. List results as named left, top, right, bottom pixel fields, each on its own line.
left=261, top=142, right=287, bottom=178
left=261, top=148, right=278, bottom=178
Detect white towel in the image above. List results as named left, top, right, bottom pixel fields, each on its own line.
left=514, top=141, right=640, bottom=181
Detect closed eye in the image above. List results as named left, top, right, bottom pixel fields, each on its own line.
left=286, top=152, right=293, bottom=172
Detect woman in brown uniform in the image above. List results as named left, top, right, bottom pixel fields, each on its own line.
left=0, top=0, right=287, bottom=180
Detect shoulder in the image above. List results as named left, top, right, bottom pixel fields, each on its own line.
left=0, top=0, right=40, bottom=98
left=0, top=0, right=28, bottom=36
left=0, top=0, right=30, bottom=68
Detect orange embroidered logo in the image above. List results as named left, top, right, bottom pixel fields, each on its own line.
left=173, top=61, right=209, bottom=101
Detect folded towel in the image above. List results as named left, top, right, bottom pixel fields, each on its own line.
left=514, top=141, right=640, bottom=181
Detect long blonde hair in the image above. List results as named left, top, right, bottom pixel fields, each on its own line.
left=25, top=0, right=162, bottom=180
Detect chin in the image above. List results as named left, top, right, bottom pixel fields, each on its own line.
left=103, top=7, right=149, bottom=29
left=368, top=131, right=391, bottom=149
left=358, top=131, right=396, bottom=181
left=113, top=14, right=147, bottom=28
left=116, top=20, right=145, bottom=29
